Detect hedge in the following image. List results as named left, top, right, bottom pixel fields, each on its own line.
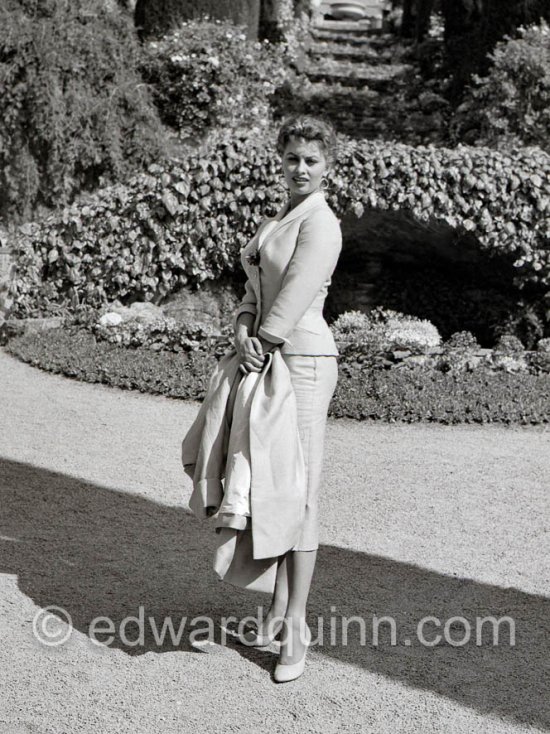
left=9, top=129, right=550, bottom=317
left=5, top=327, right=550, bottom=424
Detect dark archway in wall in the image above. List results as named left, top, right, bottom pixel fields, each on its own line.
left=324, top=208, right=531, bottom=348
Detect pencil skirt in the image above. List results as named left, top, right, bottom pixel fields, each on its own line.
left=281, top=354, right=339, bottom=552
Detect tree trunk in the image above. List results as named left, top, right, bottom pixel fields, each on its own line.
left=402, top=0, right=436, bottom=42
left=415, top=0, right=435, bottom=41
left=401, top=0, right=416, bottom=37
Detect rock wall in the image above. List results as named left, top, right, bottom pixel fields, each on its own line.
left=161, top=278, right=240, bottom=334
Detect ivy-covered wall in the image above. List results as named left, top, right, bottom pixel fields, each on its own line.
left=9, top=131, right=550, bottom=323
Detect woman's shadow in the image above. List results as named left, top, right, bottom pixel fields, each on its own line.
left=1, top=457, right=548, bottom=728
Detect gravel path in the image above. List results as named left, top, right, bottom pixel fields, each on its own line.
left=1, top=348, right=549, bottom=734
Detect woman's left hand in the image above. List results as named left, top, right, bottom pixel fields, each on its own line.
left=239, top=335, right=277, bottom=374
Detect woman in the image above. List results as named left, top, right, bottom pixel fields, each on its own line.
left=233, top=115, right=342, bottom=683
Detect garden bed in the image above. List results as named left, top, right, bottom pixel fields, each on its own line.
left=5, top=326, right=549, bottom=425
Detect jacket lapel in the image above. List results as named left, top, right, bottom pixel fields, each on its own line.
left=258, top=191, right=327, bottom=252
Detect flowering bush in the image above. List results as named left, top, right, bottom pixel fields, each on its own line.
left=383, top=314, right=441, bottom=352
left=330, top=309, right=373, bottom=338
left=331, top=307, right=441, bottom=353
left=62, top=301, right=235, bottom=355
left=140, top=18, right=291, bottom=138
left=437, top=330, right=486, bottom=373
left=485, top=333, right=527, bottom=372
left=92, top=314, right=233, bottom=354
left=530, top=337, right=550, bottom=373
left=452, top=20, right=550, bottom=151
left=494, top=333, right=526, bottom=354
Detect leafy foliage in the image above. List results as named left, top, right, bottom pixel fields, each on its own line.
left=330, top=307, right=441, bottom=352
left=139, top=18, right=291, bottom=138
left=453, top=20, right=550, bottom=151
left=5, top=325, right=216, bottom=400
left=92, top=315, right=234, bottom=354
left=444, top=330, right=480, bottom=351
left=440, top=0, right=550, bottom=99
left=494, top=333, right=526, bottom=355
left=9, top=130, right=550, bottom=319
left=331, top=359, right=550, bottom=424
left=0, top=0, right=167, bottom=222
left=134, top=0, right=262, bottom=41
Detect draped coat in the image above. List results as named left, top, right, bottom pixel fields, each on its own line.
left=181, top=347, right=306, bottom=592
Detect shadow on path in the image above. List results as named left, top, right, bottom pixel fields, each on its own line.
left=1, top=458, right=548, bottom=728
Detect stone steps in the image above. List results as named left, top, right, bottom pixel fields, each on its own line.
left=303, top=60, right=413, bottom=90
left=297, top=18, right=444, bottom=143
left=313, top=18, right=382, bottom=33
left=305, top=26, right=411, bottom=85
left=309, top=27, right=389, bottom=44
left=308, top=40, right=384, bottom=62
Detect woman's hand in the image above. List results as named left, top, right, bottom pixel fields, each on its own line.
left=235, top=335, right=265, bottom=373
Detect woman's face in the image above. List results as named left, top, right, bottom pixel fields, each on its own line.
left=281, top=136, right=328, bottom=198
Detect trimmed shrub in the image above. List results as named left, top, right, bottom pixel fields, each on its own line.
left=330, top=359, right=550, bottom=424
left=331, top=307, right=441, bottom=353
left=0, top=0, right=167, bottom=222
left=494, top=333, right=526, bottom=354
left=6, top=325, right=217, bottom=400
left=9, top=130, right=550, bottom=320
left=452, top=20, right=550, bottom=151
left=444, top=330, right=480, bottom=351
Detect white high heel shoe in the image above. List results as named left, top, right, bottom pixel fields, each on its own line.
left=273, top=623, right=312, bottom=683
left=239, top=618, right=284, bottom=647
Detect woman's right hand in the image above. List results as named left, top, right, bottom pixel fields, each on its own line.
left=235, top=335, right=265, bottom=373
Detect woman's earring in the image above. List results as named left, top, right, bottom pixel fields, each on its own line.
left=320, top=176, right=329, bottom=191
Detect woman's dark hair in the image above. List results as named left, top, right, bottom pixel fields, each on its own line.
left=276, top=115, right=337, bottom=164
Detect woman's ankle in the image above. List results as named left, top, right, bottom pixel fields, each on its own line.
left=283, top=611, right=308, bottom=628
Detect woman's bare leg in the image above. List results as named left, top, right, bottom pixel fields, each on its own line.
left=279, top=549, right=317, bottom=664
left=255, top=554, right=289, bottom=636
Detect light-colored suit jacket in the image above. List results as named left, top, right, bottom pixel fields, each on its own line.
left=232, top=191, right=342, bottom=355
